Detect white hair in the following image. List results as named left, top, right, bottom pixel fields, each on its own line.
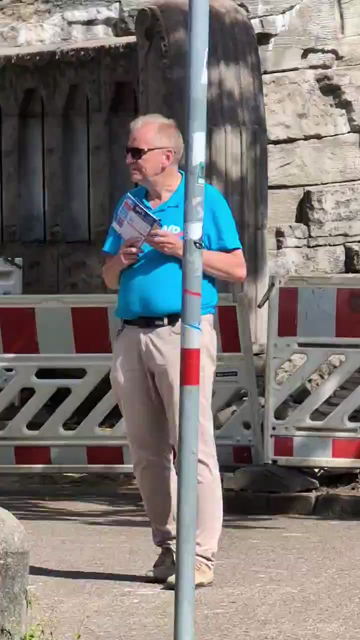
left=130, top=114, right=184, bottom=164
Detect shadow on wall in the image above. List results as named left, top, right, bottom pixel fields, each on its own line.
left=135, top=0, right=268, bottom=344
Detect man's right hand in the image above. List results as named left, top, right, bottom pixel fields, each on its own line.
left=102, top=239, right=142, bottom=290
left=118, top=238, right=142, bottom=269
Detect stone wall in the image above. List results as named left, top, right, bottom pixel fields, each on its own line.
left=0, top=0, right=141, bottom=46
left=1, top=0, right=360, bottom=277
left=242, top=0, right=360, bottom=275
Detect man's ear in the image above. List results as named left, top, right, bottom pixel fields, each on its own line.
left=164, top=149, right=175, bottom=167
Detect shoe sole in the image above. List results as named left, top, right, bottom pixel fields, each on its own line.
left=145, top=571, right=176, bottom=584
left=164, top=580, right=214, bottom=591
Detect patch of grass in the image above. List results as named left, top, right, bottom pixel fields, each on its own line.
left=22, top=627, right=80, bottom=640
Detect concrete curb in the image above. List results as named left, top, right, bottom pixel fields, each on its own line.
left=0, top=508, right=29, bottom=639
left=224, top=491, right=360, bottom=518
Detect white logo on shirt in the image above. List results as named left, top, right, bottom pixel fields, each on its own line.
left=162, top=225, right=181, bottom=234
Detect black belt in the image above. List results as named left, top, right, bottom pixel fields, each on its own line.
left=123, top=314, right=181, bottom=329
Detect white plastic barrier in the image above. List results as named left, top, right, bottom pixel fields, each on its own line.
left=0, top=258, right=22, bottom=296
left=265, top=275, right=360, bottom=468
left=0, top=293, right=262, bottom=472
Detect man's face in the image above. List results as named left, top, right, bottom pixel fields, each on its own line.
left=126, top=124, right=174, bottom=184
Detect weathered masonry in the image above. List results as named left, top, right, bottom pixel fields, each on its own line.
left=1, top=0, right=360, bottom=341
left=248, top=0, right=360, bottom=276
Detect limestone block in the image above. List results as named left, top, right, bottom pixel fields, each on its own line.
left=252, top=0, right=339, bottom=73
left=68, top=23, right=114, bottom=40
left=301, top=182, right=360, bottom=237
left=337, top=37, right=360, bottom=68
left=63, top=4, right=119, bottom=23
left=0, top=16, right=66, bottom=47
left=268, top=134, right=360, bottom=187
left=341, top=0, right=360, bottom=38
left=318, top=67, right=360, bottom=132
left=263, top=70, right=349, bottom=141
left=269, top=245, right=345, bottom=275
left=268, top=187, right=304, bottom=226
left=0, top=1, right=129, bottom=47
left=269, top=223, right=308, bottom=250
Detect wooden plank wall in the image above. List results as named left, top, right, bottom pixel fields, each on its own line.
left=0, top=42, right=137, bottom=293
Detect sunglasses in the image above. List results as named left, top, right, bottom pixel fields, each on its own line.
left=125, top=146, right=173, bottom=161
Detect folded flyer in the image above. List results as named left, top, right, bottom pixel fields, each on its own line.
left=112, top=193, right=161, bottom=245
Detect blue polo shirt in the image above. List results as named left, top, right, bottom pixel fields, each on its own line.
left=103, top=173, right=242, bottom=319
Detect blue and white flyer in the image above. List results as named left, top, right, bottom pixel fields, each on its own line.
left=112, top=193, right=161, bottom=245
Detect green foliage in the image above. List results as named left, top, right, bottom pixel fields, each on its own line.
left=22, top=625, right=80, bottom=640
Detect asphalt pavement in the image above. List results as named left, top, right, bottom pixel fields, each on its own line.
left=2, top=490, right=360, bottom=640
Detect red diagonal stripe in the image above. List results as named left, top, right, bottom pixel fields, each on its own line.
left=0, top=308, right=39, bottom=354
left=71, top=307, right=112, bottom=353
left=86, top=446, right=124, bottom=465
left=180, top=348, right=200, bottom=386
left=217, top=305, right=241, bottom=353
left=184, top=289, right=201, bottom=297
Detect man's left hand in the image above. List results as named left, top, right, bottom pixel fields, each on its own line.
left=147, top=229, right=183, bottom=258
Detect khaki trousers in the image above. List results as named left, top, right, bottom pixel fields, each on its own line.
left=110, top=315, right=223, bottom=566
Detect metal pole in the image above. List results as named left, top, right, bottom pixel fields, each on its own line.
left=174, top=0, right=209, bottom=638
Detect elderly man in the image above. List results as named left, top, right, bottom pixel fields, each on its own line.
left=102, top=114, right=246, bottom=589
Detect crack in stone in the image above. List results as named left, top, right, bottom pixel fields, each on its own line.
left=335, top=0, right=345, bottom=36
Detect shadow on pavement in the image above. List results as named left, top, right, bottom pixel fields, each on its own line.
left=30, top=565, right=150, bottom=584
left=0, top=494, right=283, bottom=530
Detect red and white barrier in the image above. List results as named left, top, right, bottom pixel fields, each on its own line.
left=265, top=275, right=360, bottom=468
left=278, top=283, right=360, bottom=340
left=0, top=293, right=261, bottom=472
left=0, top=294, right=242, bottom=355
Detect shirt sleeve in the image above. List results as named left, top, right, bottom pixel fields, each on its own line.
left=102, top=197, right=124, bottom=255
left=202, top=184, right=242, bottom=252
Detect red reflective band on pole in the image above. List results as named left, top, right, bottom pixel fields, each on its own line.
left=180, top=348, right=200, bottom=386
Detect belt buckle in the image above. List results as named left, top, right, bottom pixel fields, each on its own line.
left=154, top=317, right=166, bottom=327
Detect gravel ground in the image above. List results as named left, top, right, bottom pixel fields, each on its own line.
left=2, top=491, right=360, bottom=640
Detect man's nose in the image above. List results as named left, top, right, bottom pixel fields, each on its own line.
left=126, top=153, right=134, bottom=165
